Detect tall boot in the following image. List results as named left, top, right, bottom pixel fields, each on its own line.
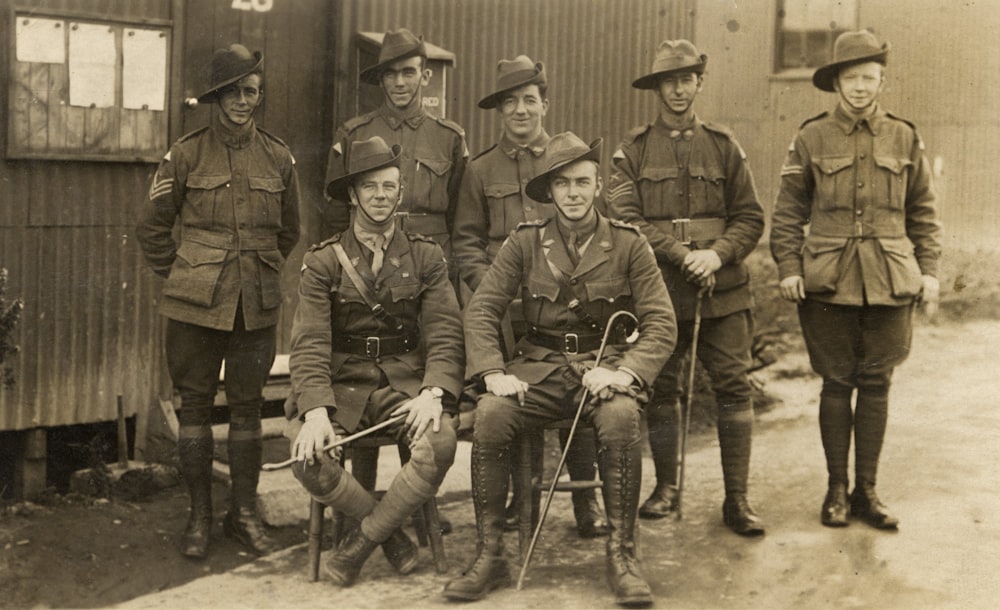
left=819, top=382, right=853, bottom=527
left=718, top=403, right=765, bottom=537
left=600, top=442, right=653, bottom=608
left=851, top=388, right=898, bottom=529
left=443, top=444, right=512, bottom=601
left=505, top=428, right=543, bottom=531
left=225, top=433, right=279, bottom=555
left=178, top=434, right=214, bottom=559
left=562, top=428, right=608, bottom=538
left=640, top=399, right=680, bottom=519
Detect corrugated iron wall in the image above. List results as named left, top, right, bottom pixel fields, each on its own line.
left=342, top=0, right=696, bottom=162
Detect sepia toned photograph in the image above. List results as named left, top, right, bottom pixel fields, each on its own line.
left=0, top=0, right=996, bottom=607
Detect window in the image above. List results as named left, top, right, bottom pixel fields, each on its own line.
left=775, top=0, right=858, bottom=72
left=8, top=13, right=171, bottom=162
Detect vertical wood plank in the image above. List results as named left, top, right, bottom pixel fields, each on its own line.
left=28, top=64, right=49, bottom=151
left=11, top=62, right=32, bottom=151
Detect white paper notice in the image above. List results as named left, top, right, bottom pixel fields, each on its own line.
left=123, top=29, right=168, bottom=111
left=16, top=17, right=66, bottom=64
left=69, top=23, right=116, bottom=108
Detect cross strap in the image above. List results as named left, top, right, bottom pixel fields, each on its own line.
left=331, top=242, right=403, bottom=331
left=539, top=228, right=601, bottom=331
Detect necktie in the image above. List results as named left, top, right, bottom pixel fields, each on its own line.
left=371, top=233, right=386, bottom=276
left=568, top=231, right=580, bottom=265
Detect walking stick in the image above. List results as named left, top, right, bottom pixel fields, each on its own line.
left=676, top=287, right=706, bottom=520
left=516, top=310, right=639, bottom=591
left=261, top=411, right=408, bottom=471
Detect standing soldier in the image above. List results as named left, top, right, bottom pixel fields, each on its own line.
left=136, top=44, right=301, bottom=558
left=286, top=136, right=463, bottom=585
left=771, top=30, right=941, bottom=529
left=607, top=40, right=766, bottom=536
left=451, top=55, right=607, bottom=539
left=444, top=133, right=676, bottom=607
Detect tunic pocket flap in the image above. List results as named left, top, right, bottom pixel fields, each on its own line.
left=175, top=241, right=228, bottom=266
left=813, top=156, right=854, bottom=175
left=638, top=166, right=679, bottom=182
left=688, top=165, right=725, bottom=182
left=249, top=176, right=286, bottom=193
left=585, top=277, right=631, bottom=303
left=873, top=156, right=912, bottom=175
left=186, top=174, right=230, bottom=190
left=485, top=183, right=520, bottom=198
left=256, top=249, right=284, bottom=271
left=526, top=276, right=560, bottom=301
left=416, top=157, right=452, bottom=176
left=390, top=281, right=422, bottom=302
left=877, top=236, right=916, bottom=257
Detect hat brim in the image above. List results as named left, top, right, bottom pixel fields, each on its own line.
left=325, top=145, right=403, bottom=200
left=196, top=52, right=264, bottom=104
left=478, top=67, right=547, bottom=109
left=359, top=44, right=426, bottom=86
left=812, top=47, right=889, bottom=92
left=525, top=139, right=603, bottom=203
left=632, top=57, right=707, bottom=90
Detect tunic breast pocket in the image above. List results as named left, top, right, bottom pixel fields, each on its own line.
left=185, top=174, right=231, bottom=223
left=811, top=156, right=854, bottom=212
left=484, top=182, right=521, bottom=238
left=413, top=155, right=453, bottom=213
left=389, top=281, right=423, bottom=322
left=688, top=165, right=726, bottom=214
left=873, top=156, right=912, bottom=211
left=584, top=277, right=633, bottom=319
left=637, top=166, right=680, bottom=217
left=248, top=176, right=286, bottom=227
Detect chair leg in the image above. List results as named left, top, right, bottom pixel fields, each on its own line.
left=308, top=499, right=325, bottom=582
left=423, top=498, right=447, bottom=573
left=517, top=430, right=535, bottom=561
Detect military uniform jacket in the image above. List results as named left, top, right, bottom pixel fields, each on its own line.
left=325, top=104, right=468, bottom=249
left=770, top=105, right=941, bottom=306
left=607, top=115, right=764, bottom=321
left=286, top=228, right=464, bottom=432
left=136, top=117, right=301, bottom=331
left=465, top=215, right=677, bottom=387
left=451, top=130, right=554, bottom=291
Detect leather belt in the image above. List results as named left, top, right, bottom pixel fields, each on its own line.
left=650, top=217, right=726, bottom=245
left=332, top=332, right=419, bottom=358
left=183, top=227, right=278, bottom=250
left=526, top=330, right=604, bottom=355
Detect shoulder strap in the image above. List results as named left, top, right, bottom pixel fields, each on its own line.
left=330, top=242, right=402, bottom=330
left=538, top=228, right=600, bottom=331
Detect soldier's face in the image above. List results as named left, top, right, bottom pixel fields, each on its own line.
left=834, top=61, right=884, bottom=114
left=656, top=72, right=702, bottom=115
left=499, top=84, right=548, bottom=143
left=549, top=161, right=602, bottom=222
left=218, top=74, right=262, bottom=126
left=380, top=56, right=430, bottom=110
left=349, top=166, right=402, bottom=223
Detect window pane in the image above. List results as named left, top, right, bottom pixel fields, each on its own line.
left=776, top=0, right=856, bottom=71
left=782, top=0, right=856, bottom=31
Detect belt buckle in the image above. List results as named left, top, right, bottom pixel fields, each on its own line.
left=365, top=336, right=381, bottom=358
left=672, top=218, right=691, bottom=245
left=563, top=333, right=579, bottom=355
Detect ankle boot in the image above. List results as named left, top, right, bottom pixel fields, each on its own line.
left=722, top=494, right=765, bottom=537
left=226, top=436, right=279, bottom=555
left=849, top=482, right=899, bottom=530
left=638, top=482, right=678, bottom=520
left=821, top=482, right=849, bottom=527
left=382, top=528, right=418, bottom=574
left=325, top=526, right=380, bottom=586
left=600, top=443, right=653, bottom=608
left=178, top=436, right=214, bottom=559
left=443, top=444, right=512, bottom=601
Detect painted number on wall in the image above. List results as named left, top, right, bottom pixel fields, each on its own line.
left=231, top=0, right=273, bottom=12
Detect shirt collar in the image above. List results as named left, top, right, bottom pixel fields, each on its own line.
left=833, top=103, right=886, bottom=136
left=379, top=102, right=427, bottom=130
left=352, top=222, right=395, bottom=253
left=498, top=129, right=550, bottom=159
left=653, top=113, right=700, bottom=140
left=211, top=112, right=256, bottom=149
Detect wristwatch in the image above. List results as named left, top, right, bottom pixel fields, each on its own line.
left=425, top=386, right=444, bottom=400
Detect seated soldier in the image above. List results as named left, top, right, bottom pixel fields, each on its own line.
left=285, top=136, right=464, bottom=587
left=443, top=132, right=677, bottom=607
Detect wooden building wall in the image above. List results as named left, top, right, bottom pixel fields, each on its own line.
left=694, top=0, right=1000, bottom=251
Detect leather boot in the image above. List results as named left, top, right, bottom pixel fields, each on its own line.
left=722, top=494, right=765, bottom=537
left=443, top=444, right=512, bottom=601
left=563, top=428, right=609, bottom=538
left=849, top=482, right=899, bottom=530
left=504, top=428, right=543, bottom=531
left=178, top=436, right=214, bottom=559
left=325, top=525, right=380, bottom=586
left=821, top=482, right=849, bottom=527
left=226, top=436, right=279, bottom=555
left=641, top=400, right=680, bottom=520
left=638, top=482, right=678, bottom=520
left=381, top=528, right=418, bottom=575
left=573, top=490, right=610, bottom=538
left=600, top=443, right=653, bottom=608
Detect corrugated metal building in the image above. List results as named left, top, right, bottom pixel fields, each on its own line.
left=0, top=0, right=994, bottom=496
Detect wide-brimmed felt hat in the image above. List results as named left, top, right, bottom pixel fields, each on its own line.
left=813, top=30, right=890, bottom=92
left=360, top=28, right=427, bottom=85
left=325, top=136, right=402, bottom=199
left=525, top=132, right=603, bottom=203
left=478, top=55, right=547, bottom=109
left=197, top=44, right=263, bottom=104
left=632, top=39, right=707, bottom=90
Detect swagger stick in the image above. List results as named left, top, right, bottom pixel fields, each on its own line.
left=676, top=288, right=706, bottom=520
left=261, top=411, right=408, bottom=471
left=516, top=310, right=639, bottom=590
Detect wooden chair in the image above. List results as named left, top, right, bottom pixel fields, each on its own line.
left=515, top=418, right=602, bottom=560
left=307, top=433, right=447, bottom=581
